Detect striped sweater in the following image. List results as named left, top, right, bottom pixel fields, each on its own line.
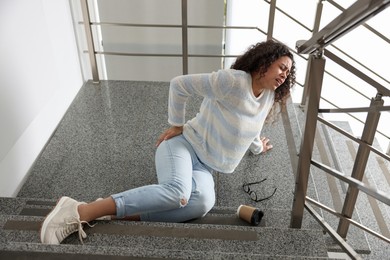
left=168, top=69, right=275, bottom=173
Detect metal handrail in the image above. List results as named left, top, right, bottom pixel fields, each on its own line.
left=330, top=44, right=390, bottom=87
left=80, top=0, right=98, bottom=83
left=308, top=1, right=390, bottom=148
left=296, top=0, right=390, bottom=54
left=311, top=159, right=390, bottom=205
left=306, top=197, right=390, bottom=244
left=316, top=48, right=390, bottom=145
left=317, top=116, right=390, bottom=162
left=328, top=0, right=390, bottom=46
left=318, top=106, right=390, bottom=113
left=324, top=49, right=390, bottom=96
left=80, top=22, right=267, bottom=58
left=91, top=51, right=241, bottom=58
left=82, top=21, right=264, bottom=32
left=304, top=202, right=362, bottom=260
left=78, top=0, right=390, bottom=256
left=181, top=0, right=188, bottom=74
left=291, top=0, right=390, bottom=256
left=80, top=0, right=320, bottom=81
left=263, top=0, right=313, bottom=32
left=79, top=5, right=268, bottom=79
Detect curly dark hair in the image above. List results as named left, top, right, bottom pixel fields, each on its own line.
left=231, top=40, right=296, bottom=103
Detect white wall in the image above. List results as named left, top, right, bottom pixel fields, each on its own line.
left=0, top=0, right=84, bottom=197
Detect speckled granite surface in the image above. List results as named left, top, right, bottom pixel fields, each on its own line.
left=18, top=80, right=178, bottom=200
left=1, top=208, right=328, bottom=259
left=2, top=80, right=333, bottom=258
left=17, top=80, right=295, bottom=212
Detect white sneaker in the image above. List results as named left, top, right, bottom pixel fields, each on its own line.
left=40, top=196, right=90, bottom=244
left=96, top=215, right=111, bottom=221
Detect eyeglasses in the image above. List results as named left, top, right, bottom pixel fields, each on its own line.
left=242, top=178, right=277, bottom=202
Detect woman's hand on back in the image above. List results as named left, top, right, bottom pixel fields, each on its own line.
left=155, top=126, right=183, bottom=147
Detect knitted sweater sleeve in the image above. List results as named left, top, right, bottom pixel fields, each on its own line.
left=167, top=70, right=234, bottom=126
left=249, top=135, right=264, bottom=154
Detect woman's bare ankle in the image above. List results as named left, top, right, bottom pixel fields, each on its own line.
left=77, top=203, right=90, bottom=222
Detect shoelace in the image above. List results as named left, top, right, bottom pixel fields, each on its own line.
left=65, top=219, right=96, bottom=244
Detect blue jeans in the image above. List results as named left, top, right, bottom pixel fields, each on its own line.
left=111, top=135, right=215, bottom=222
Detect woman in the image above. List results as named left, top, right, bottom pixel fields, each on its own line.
left=40, top=39, right=296, bottom=245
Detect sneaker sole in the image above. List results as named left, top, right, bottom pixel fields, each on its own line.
left=40, top=196, right=69, bottom=244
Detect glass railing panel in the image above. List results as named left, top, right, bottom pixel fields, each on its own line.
left=187, top=0, right=225, bottom=26
left=188, top=57, right=225, bottom=75
left=102, top=55, right=182, bottom=82
left=98, top=26, right=182, bottom=55
left=187, top=28, right=224, bottom=56
left=96, top=0, right=181, bottom=24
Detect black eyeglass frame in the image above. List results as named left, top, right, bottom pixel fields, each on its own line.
left=242, top=178, right=277, bottom=202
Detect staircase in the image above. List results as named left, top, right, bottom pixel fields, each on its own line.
left=1, top=80, right=389, bottom=259
left=289, top=102, right=390, bottom=259
left=1, top=197, right=330, bottom=259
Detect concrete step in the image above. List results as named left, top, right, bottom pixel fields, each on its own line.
left=2, top=81, right=340, bottom=258
left=1, top=243, right=333, bottom=260
left=0, top=197, right=311, bottom=229
left=1, top=217, right=329, bottom=259
left=0, top=197, right=329, bottom=259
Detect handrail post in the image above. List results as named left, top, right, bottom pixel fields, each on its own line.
left=80, top=0, right=99, bottom=83
left=337, top=93, right=384, bottom=238
left=181, top=0, right=188, bottom=75
left=266, top=0, right=276, bottom=40
left=300, top=0, right=323, bottom=107
left=291, top=51, right=326, bottom=228
left=387, top=141, right=390, bottom=156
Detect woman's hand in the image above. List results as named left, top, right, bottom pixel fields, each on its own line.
left=261, top=137, right=273, bottom=153
left=155, top=126, right=183, bottom=147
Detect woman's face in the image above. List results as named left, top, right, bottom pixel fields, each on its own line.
left=259, top=56, right=292, bottom=91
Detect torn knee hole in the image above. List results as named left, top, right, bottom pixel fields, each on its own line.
left=180, top=197, right=188, bottom=207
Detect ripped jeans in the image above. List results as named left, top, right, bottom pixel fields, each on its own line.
left=111, top=135, right=216, bottom=222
